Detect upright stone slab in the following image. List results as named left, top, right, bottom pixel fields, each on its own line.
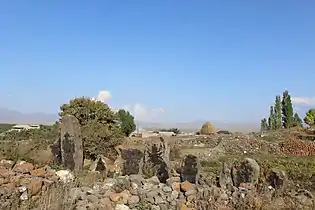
left=50, top=137, right=62, bottom=164
left=267, top=168, right=288, bottom=190
left=116, top=146, right=144, bottom=176
left=142, top=136, right=171, bottom=183
left=232, top=158, right=260, bottom=187
left=60, top=115, right=83, bottom=171
left=89, top=155, right=107, bottom=178
left=180, top=154, right=200, bottom=184
left=219, top=162, right=233, bottom=190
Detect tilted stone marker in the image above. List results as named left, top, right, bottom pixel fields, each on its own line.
left=231, top=158, right=260, bottom=187
left=180, top=154, right=200, bottom=184
left=142, top=136, right=171, bottom=183
left=50, top=137, right=62, bottom=165
left=59, top=115, right=83, bottom=171
left=90, top=155, right=107, bottom=178
left=219, top=162, right=233, bottom=190
left=116, top=146, right=144, bottom=176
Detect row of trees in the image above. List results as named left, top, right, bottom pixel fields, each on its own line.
left=260, top=90, right=302, bottom=131
left=261, top=91, right=315, bottom=131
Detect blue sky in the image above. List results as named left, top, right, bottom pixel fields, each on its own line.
left=1, top=1, right=315, bottom=123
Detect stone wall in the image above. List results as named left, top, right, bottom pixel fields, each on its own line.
left=129, top=135, right=223, bottom=149
left=0, top=159, right=73, bottom=209
left=0, top=155, right=314, bottom=210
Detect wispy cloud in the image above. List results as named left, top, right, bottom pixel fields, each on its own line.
left=92, top=90, right=165, bottom=121
left=123, top=103, right=165, bottom=121
left=291, top=96, right=315, bottom=105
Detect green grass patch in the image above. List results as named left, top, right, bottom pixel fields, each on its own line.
left=0, top=123, right=15, bottom=133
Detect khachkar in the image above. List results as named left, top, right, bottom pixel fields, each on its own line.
left=59, top=115, right=84, bottom=171
left=142, top=136, right=172, bottom=183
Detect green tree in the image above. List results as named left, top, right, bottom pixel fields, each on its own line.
left=268, top=106, right=276, bottom=130
left=293, top=113, right=303, bottom=127
left=117, top=109, right=136, bottom=137
left=274, top=95, right=282, bottom=129
left=260, top=118, right=268, bottom=131
left=282, top=90, right=294, bottom=128
left=59, top=97, right=123, bottom=159
left=304, top=109, right=315, bottom=127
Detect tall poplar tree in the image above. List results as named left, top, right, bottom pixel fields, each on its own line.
left=293, top=113, right=303, bottom=127
left=282, top=90, right=294, bottom=128
left=261, top=118, right=268, bottom=131
left=274, top=95, right=282, bottom=129
left=268, top=106, right=276, bottom=130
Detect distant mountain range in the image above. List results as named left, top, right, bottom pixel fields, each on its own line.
left=0, top=108, right=58, bottom=125
left=0, top=108, right=260, bottom=132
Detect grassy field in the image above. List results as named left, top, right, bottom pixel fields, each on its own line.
left=0, top=123, right=15, bottom=133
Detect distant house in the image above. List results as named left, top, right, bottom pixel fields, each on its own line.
left=158, top=131, right=176, bottom=137
left=129, top=129, right=159, bottom=138
left=8, top=124, right=40, bottom=132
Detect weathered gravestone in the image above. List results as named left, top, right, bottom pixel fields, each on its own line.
left=89, top=155, right=107, bottom=178
left=267, top=168, right=288, bottom=190
left=180, top=154, right=200, bottom=184
left=219, top=162, right=233, bottom=190
left=59, top=115, right=83, bottom=171
left=142, top=136, right=171, bottom=183
left=116, top=145, right=144, bottom=176
left=231, top=158, right=260, bottom=187
left=50, top=137, right=62, bottom=165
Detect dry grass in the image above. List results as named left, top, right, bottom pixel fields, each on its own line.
left=0, top=141, right=53, bottom=167
left=75, top=170, right=105, bottom=186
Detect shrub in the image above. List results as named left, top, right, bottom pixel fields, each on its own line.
left=0, top=140, right=53, bottom=166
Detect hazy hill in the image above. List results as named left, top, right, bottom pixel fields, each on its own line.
left=0, top=108, right=57, bottom=125
left=0, top=108, right=260, bottom=132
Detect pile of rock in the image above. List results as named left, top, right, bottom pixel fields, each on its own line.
left=0, top=155, right=313, bottom=210
left=171, top=136, right=222, bottom=149
left=69, top=174, right=198, bottom=210
left=279, top=139, right=315, bottom=156
left=67, top=157, right=314, bottom=210
left=0, top=159, right=75, bottom=209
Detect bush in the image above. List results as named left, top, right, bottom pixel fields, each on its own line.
left=0, top=140, right=53, bottom=166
